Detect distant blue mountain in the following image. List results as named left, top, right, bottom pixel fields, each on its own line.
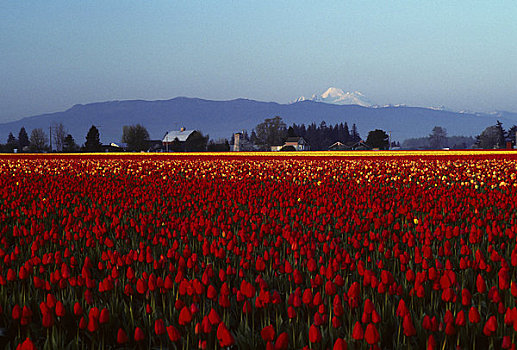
left=1, top=97, right=516, bottom=145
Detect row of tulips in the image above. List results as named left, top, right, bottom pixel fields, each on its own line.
left=0, top=153, right=517, bottom=349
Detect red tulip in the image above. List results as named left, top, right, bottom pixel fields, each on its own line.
left=461, top=288, right=472, bottom=306
left=117, top=328, right=128, bottom=344
left=99, top=308, right=109, bottom=324
left=427, top=335, right=436, bottom=350
left=21, top=306, right=32, bottom=326
left=261, top=325, right=275, bottom=342
left=476, top=274, right=486, bottom=294
left=445, top=322, right=456, bottom=336
left=333, top=338, right=348, bottom=350
left=302, top=289, right=313, bottom=305
left=46, top=294, right=57, bottom=309
left=242, top=300, right=252, bottom=314
left=365, top=323, right=379, bottom=344
left=7, top=268, right=16, bottom=281
left=216, top=322, right=234, bottom=347
left=372, top=309, right=381, bottom=323
left=325, top=280, right=337, bottom=295
left=469, top=306, right=481, bottom=323
left=287, top=306, right=296, bottom=319
left=79, top=316, right=87, bottom=330
left=483, top=316, right=497, bottom=336
left=87, top=315, right=98, bottom=332
left=73, top=302, right=83, bottom=316
left=396, top=299, right=408, bottom=317
left=403, top=314, right=416, bottom=337
left=55, top=301, right=65, bottom=317
left=12, top=304, right=21, bottom=320
left=455, top=310, right=466, bottom=326
left=167, top=325, right=181, bottom=341
left=134, top=327, right=145, bottom=342
left=155, top=319, right=166, bottom=335
left=352, top=321, right=363, bottom=340
left=179, top=306, right=192, bottom=325
left=309, top=324, right=321, bottom=343
left=41, top=309, right=54, bottom=328
left=274, top=332, right=289, bottom=350
left=136, top=278, right=147, bottom=294
left=207, top=284, right=217, bottom=299
left=502, top=335, right=511, bottom=349
left=18, top=337, right=36, bottom=350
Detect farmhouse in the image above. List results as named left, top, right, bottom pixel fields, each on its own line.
left=284, top=137, right=309, bottom=151
left=271, top=137, right=310, bottom=151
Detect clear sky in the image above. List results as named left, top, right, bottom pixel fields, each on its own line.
left=1, top=1, right=516, bottom=122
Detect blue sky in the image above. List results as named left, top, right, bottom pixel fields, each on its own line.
left=1, top=1, right=516, bottom=122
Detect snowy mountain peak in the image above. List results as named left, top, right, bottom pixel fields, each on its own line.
left=293, top=88, right=373, bottom=107
left=321, top=87, right=346, bottom=99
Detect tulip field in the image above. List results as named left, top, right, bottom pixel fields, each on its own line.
left=2, top=151, right=517, bottom=349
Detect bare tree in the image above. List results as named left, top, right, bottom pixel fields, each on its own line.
left=29, top=128, right=48, bottom=152
left=52, top=122, right=67, bottom=152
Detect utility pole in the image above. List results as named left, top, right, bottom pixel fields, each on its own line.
left=49, top=125, right=52, bottom=152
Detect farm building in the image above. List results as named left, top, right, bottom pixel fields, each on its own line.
left=163, top=128, right=195, bottom=145
left=271, top=137, right=310, bottom=151
left=162, top=128, right=208, bottom=152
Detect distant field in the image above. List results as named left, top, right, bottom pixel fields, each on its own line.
left=2, top=149, right=517, bottom=157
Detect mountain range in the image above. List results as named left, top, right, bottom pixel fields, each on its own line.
left=1, top=93, right=516, bottom=146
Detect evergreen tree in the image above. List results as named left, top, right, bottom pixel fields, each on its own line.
left=7, top=132, right=17, bottom=151
left=366, top=129, right=390, bottom=150
left=351, top=124, right=361, bottom=143
left=63, top=134, right=79, bottom=152
left=85, top=125, right=102, bottom=152
left=343, top=122, right=350, bottom=144
left=429, top=126, right=448, bottom=149
left=18, top=127, right=30, bottom=151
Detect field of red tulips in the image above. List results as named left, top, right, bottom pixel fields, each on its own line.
left=1, top=152, right=517, bottom=349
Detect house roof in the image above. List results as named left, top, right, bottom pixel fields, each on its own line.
left=285, top=136, right=303, bottom=143
left=328, top=141, right=351, bottom=150
left=163, top=130, right=195, bottom=143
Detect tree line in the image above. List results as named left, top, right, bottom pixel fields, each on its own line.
left=0, top=124, right=82, bottom=153
left=0, top=124, right=122, bottom=153
left=247, top=116, right=517, bottom=151
left=402, top=121, right=517, bottom=150
left=2, top=118, right=515, bottom=153
left=0, top=123, right=222, bottom=153
left=240, top=116, right=394, bottom=150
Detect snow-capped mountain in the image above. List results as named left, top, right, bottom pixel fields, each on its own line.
left=294, top=87, right=373, bottom=107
